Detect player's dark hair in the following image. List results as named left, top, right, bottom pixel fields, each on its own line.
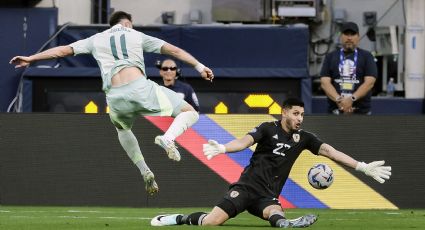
left=282, top=98, right=304, bottom=109
left=109, top=11, right=132, bottom=26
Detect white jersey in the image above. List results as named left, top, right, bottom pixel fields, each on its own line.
left=69, top=24, right=165, bottom=92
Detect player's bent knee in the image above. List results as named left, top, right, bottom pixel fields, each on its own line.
left=201, top=215, right=226, bottom=226
left=180, top=103, right=196, bottom=113
left=263, top=205, right=284, bottom=219
left=201, top=206, right=230, bottom=226
left=190, top=110, right=199, bottom=121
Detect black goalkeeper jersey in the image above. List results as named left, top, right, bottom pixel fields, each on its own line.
left=235, top=120, right=323, bottom=198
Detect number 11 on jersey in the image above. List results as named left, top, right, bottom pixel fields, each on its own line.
left=110, top=34, right=128, bottom=60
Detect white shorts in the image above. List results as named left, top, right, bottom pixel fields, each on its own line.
left=106, top=76, right=187, bottom=129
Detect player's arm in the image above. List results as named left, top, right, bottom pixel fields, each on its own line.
left=320, top=76, right=341, bottom=103
left=10, top=46, right=74, bottom=68
left=203, top=135, right=254, bottom=160
left=318, top=143, right=391, bottom=183
left=160, top=43, right=214, bottom=81
left=318, top=143, right=358, bottom=168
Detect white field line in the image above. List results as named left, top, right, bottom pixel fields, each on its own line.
left=6, top=215, right=151, bottom=220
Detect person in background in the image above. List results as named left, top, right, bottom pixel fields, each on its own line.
left=158, top=59, right=200, bottom=111
left=320, top=21, right=377, bottom=115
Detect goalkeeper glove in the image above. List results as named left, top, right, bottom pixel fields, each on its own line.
left=355, top=160, right=392, bottom=183
left=203, top=139, right=226, bottom=160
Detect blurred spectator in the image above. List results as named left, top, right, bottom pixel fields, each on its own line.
left=158, top=59, right=200, bottom=112
left=387, top=77, right=396, bottom=97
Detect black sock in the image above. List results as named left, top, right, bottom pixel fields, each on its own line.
left=269, top=214, right=286, bottom=227
left=180, top=212, right=207, bottom=225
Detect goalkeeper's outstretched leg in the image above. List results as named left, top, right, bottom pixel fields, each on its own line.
left=151, top=204, right=318, bottom=228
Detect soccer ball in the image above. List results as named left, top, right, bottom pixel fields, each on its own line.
left=307, top=163, right=334, bottom=189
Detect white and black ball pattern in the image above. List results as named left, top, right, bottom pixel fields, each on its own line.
left=307, top=163, right=334, bottom=189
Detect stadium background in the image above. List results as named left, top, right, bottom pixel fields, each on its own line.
left=0, top=114, right=423, bottom=209
left=0, top=0, right=424, bottom=213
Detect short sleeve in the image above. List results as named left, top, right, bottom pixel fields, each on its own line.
left=320, top=53, right=332, bottom=77
left=141, top=33, right=165, bottom=53
left=247, top=122, right=268, bottom=144
left=69, top=36, right=93, bottom=55
left=364, top=52, right=378, bottom=78
left=303, top=131, right=323, bottom=155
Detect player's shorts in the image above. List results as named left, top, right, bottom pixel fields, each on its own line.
left=216, top=184, right=281, bottom=220
left=106, top=76, right=187, bottom=129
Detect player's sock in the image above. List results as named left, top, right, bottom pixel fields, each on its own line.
left=269, top=213, right=286, bottom=227
left=178, top=212, right=207, bottom=225
left=116, top=128, right=150, bottom=175
left=164, top=111, right=199, bottom=140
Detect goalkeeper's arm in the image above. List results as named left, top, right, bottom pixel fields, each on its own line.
left=203, top=135, right=254, bottom=160
left=318, top=143, right=392, bottom=183
left=224, top=135, right=254, bottom=153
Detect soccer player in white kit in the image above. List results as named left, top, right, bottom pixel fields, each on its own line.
left=10, top=11, right=214, bottom=195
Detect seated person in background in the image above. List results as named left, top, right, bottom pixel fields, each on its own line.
left=158, top=59, right=200, bottom=112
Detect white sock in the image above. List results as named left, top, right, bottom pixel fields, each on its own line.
left=164, top=111, right=199, bottom=140
left=116, top=128, right=151, bottom=175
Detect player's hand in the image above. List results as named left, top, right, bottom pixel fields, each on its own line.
left=201, top=66, right=214, bottom=82
left=10, top=56, right=32, bottom=68
left=203, top=139, right=225, bottom=160
left=356, top=160, right=392, bottom=183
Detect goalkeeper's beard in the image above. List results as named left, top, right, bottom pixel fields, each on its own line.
left=285, top=119, right=301, bottom=132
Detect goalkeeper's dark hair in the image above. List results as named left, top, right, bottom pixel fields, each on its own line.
left=109, top=11, right=132, bottom=26
left=282, top=98, right=304, bottom=110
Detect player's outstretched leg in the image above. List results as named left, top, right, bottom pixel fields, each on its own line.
left=143, top=171, right=159, bottom=195
left=155, top=111, right=199, bottom=161
left=151, top=212, right=207, bottom=226
left=154, top=135, right=180, bottom=161
left=279, top=214, right=318, bottom=228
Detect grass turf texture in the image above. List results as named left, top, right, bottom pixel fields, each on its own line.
left=0, top=206, right=424, bottom=229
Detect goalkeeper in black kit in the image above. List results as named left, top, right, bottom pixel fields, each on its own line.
left=151, top=98, right=392, bottom=228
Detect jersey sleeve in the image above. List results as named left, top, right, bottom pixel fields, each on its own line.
left=303, top=131, right=323, bottom=155
left=247, top=122, right=268, bottom=144
left=364, top=51, right=378, bottom=78
left=141, top=33, right=165, bottom=53
left=186, top=84, right=200, bottom=111
left=319, top=52, right=332, bottom=77
left=69, top=36, right=94, bottom=55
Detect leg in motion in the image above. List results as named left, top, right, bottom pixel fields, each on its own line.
left=117, top=128, right=158, bottom=195
left=155, top=105, right=199, bottom=161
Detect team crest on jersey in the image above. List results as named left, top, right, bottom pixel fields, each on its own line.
left=292, top=133, right=300, bottom=143
left=230, top=190, right=239, bottom=198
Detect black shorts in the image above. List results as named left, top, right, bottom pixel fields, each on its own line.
left=216, top=184, right=281, bottom=220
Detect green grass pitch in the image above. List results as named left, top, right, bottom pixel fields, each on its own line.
left=0, top=206, right=424, bottom=229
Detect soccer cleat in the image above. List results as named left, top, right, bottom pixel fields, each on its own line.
left=279, top=214, right=318, bottom=228
left=151, top=214, right=182, bottom=226
left=143, top=171, right=159, bottom=195
left=154, top=135, right=181, bottom=161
